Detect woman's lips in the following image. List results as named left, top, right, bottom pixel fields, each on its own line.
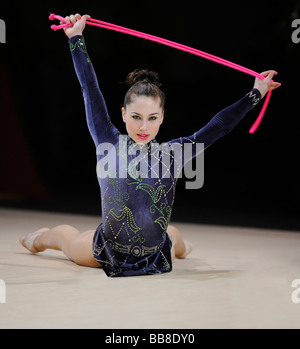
left=137, top=134, right=149, bottom=140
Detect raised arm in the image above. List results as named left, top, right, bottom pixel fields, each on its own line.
left=170, top=70, right=281, bottom=159
left=64, top=14, right=119, bottom=146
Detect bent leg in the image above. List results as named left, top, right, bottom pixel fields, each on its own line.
left=20, top=225, right=101, bottom=268
left=167, top=224, right=193, bottom=262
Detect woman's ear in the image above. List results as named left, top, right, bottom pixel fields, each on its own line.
left=121, top=107, right=126, bottom=122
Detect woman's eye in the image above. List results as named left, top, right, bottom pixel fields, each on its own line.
left=131, top=115, right=157, bottom=121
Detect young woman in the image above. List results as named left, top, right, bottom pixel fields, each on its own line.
left=20, top=14, right=281, bottom=277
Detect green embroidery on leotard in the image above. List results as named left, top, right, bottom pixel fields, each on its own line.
left=69, top=37, right=91, bottom=63
left=132, top=233, right=146, bottom=244
left=150, top=203, right=172, bottom=233
left=126, top=177, right=166, bottom=203
left=106, top=177, right=145, bottom=242
left=109, top=205, right=142, bottom=234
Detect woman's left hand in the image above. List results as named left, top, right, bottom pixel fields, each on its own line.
left=254, top=70, right=281, bottom=98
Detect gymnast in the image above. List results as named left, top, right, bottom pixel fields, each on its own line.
left=20, top=14, right=281, bottom=277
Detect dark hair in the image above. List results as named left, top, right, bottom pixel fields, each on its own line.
left=123, top=68, right=165, bottom=110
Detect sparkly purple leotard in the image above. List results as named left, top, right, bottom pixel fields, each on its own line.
left=69, top=35, right=261, bottom=277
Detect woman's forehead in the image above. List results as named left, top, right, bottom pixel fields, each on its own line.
left=127, top=95, right=162, bottom=111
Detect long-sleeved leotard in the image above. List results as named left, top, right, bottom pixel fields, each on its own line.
left=69, top=35, right=261, bottom=277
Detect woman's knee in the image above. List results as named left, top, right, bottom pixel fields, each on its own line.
left=54, top=224, right=79, bottom=233
left=167, top=225, right=181, bottom=240
left=67, top=231, right=101, bottom=268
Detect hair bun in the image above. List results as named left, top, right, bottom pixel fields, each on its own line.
left=125, top=68, right=162, bottom=87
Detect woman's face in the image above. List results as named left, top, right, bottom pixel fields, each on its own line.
left=122, top=95, right=164, bottom=144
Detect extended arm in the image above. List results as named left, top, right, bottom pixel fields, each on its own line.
left=171, top=68, right=281, bottom=161
left=193, top=88, right=262, bottom=147
left=170, top=88, right=262, bottom=156
left=66, top=14, right=119, bottom=146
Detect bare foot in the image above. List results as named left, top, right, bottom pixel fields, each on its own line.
left=177, top=240, right=193, bottom=259
left=19, top=227, right=49, bottom=253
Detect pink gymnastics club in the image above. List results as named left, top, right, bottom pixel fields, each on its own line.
left=49, top=13, right=271, bottom=133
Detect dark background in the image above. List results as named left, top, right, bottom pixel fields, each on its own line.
left=0, top=0, right=299, bottom=231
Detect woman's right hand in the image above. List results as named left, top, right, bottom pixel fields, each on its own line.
left=63, top=13, right=91, bottom=39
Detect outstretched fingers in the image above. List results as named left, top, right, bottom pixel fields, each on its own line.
left=254, top=70, right=281, bottom=98
left=261, top=70, right=281, bottom=90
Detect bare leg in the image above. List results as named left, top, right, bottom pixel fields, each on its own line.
left=20, top=225, right=101, bottom=268
left=167, top=224, right=193, bottom=262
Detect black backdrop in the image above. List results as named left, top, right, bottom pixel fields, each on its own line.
left=0, top=0, right=299, bottom=230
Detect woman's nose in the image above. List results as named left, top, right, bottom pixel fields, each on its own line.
left=139, top=120, right=148, bottom=131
